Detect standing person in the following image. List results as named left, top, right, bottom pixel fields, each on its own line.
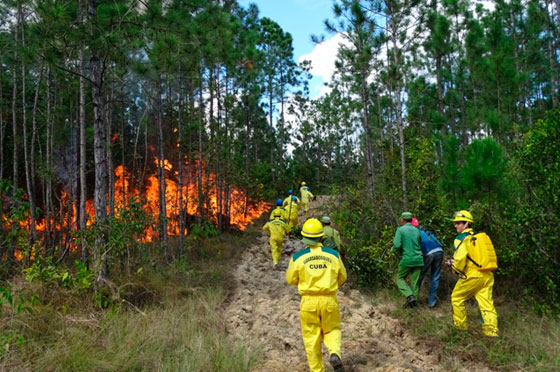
left=300, top=185, right=315, bottom=218
left=262, top=199, right=289, bottom=269
left=320, top=216, right=343, bottom=253
left=286, top=196, right=300, bottom=231
left=283, top=189, right=299, bottom=208
left=286, top=218, right=347, bottom=372
left=393, top=212, right=424, bottom=308
left=448, top=210, right=499, bottom=337
left=413, top=219, right=444, bottom=308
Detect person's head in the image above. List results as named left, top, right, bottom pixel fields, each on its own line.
left=301, top=218, right=324, bottom=246
left=400, top=211, right=413, bottom=225
left=301, top=181, right=307, bottom=186
left=453, top=210, right=473, bottom=233
left=276, top=199, right=283, bottom=206
left=319, top=216, right=331, bottom=226
left=292, top=196, right=297, bottom=201
left=306, top=187, right=310, bottom=191
left=288, top=189, right=293, bottom=195
left=411, top=217, right=419, bottom=227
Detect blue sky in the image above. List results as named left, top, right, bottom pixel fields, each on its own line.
left=239, top=0, right=341, bottom=98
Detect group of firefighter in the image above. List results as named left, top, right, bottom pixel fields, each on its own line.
left=262, top=184, right=499, bottom=372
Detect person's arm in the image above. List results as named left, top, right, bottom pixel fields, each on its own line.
left=337, top=257, right=347, bottom=286
left=452, top=238, right=469, bottom=273
left=286, top=259, right=299, bottom=285
left=334, top=230, right=342, bottom=250
left=393, top=228, right=402, bottom=253
left=263, top=222, right=270, bottom=234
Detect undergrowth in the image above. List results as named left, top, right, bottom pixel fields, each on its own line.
left=0, top=229, right=263, bottom=372
left=382, top=283, right=560, bottom=372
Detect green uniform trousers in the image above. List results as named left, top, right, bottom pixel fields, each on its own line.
left=396, top=265, right=422, bottom=298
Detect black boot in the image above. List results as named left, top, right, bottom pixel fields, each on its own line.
left=404, top=295, right=417, bottom=308
left=329, top=353, right=345, bottom=372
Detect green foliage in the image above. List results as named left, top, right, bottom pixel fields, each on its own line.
left=0, top=285, right=38, bottom=315
left=329, top=187, right=396, bottom=287
left=188, top=220, right=219, bottom=240
left=23, top=259, right=93, bottom=291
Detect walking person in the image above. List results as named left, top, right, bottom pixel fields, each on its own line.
left=393, top=212, right=424, bottom=308
left=320, top=216, right=343, bottom=253
left=413, top=218, right=444, bottom=308
left=300, top=183, right=315, bottom=218
left=262, top=199, right=289, bottom=269
left=286, top=218, right=347, bottom=372
left=448, top=210, right=499, bottom=337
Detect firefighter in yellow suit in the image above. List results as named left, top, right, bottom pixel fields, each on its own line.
left=286, top=218, right=347, bottom=372
left=263, top=199, right=290, bottom=268
left=449, top=210, right=499, bottom=337
left=300, top=186, right=315, bottom=218
left=284, top=195, right=300, bottom=231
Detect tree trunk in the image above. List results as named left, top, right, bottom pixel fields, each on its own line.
left=29, top=62, right=44, bottom=253
left=79, top=43, right=88, bottom=263
left=8, top=63, right=18, bottom=263
left=156, top=80, right=168, bottom=256
left=46, top=67, right=54, bottom=257
left=360, top=71, right=375, bottom=199
left=0, top=56, right=4, bottom=181
left=197, top=68, right=204, bottom=223
left=106, top=78, right=115, bottom=218
left=90, top=0, right=108, bottom=282
left=390, top=28, right=408, bottom=209
left=177, top=71, right=185, bottom=258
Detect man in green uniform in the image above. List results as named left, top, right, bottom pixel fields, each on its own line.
left=320, top=216, right=343, bottom=253
left=393, top=212, right=424, bottom=308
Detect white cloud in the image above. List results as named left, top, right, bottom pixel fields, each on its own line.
left=298, top=33, right=348, bottom=84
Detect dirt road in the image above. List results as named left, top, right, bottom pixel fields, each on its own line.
left=225, top=197, right=492, bottom=372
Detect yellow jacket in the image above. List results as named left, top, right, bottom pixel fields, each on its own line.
left=286, top=243, right=347, bottom=296
left=269, top=206, right=288, bottom=222
left=452, top=228, right=483, bottom=278
left=263, top=219, right=289, bottom=236
left=283, top=196, right=300, bottom=210
left=300, top=188, right=314, bottom=204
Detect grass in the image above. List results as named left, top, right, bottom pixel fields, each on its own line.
left=375, top=274, right=560, bottom=372
left=0, top=229, right=264, bottom=372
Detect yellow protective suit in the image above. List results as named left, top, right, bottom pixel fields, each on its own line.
left=283, top=199, right=300, bottom=230
left=286, top=243, right=347, bottom=372
left=263, top=208, right=289, bottom=265
left=451, top=228, right=499, bottom=337
left=283, top=195, right=300, bottom=207
left=300, top=187, right=314, bottom=218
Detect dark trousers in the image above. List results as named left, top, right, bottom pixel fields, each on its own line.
left=417, top=251, right=444, bottom=307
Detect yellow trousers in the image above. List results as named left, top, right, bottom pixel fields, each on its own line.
left=451, top=272, right=498, bottom=337
left=301, top=202, right=310, bottom=217
left=300, top=295, right=341, bottom=372
left=289, top=214, right=298, bottom=230
left=269, top=234, right=283, bottom=264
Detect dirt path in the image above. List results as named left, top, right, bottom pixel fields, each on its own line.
left=225, top=197, right=492, bottom=372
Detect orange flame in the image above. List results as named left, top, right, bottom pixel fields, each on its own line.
left=4, top=158, right=269, bottom=258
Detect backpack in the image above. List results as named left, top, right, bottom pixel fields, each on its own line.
left=463, top=232, right=498, bottom=272
left=322, top=236, right=337, bottom=250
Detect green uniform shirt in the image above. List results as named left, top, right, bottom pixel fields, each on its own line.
left=323, top=225, right=342, bottom=251
left=393, top=223, right=423, bottom=267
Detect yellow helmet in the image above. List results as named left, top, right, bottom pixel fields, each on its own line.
left=301, top=218, right=324, bottom=238
left=453, top=210, right=473, bottom=223
left=301, top=181, right=307, bottom=186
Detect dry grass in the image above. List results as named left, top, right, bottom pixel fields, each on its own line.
left=379, top=282, right=560, bottom=372
left=0, top=230, right=265, bottom=372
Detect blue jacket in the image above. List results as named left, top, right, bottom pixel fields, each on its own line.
left=419, top=229, right=443, bottom=256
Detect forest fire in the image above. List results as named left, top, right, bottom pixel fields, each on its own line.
left=3, top=159, right=270, bottom=256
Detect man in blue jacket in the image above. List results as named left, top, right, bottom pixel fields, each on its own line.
left=413, top=218, right=444, bottom=308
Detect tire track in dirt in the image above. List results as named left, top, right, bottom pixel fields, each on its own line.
left=225, top=196, right=493, bottom=372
